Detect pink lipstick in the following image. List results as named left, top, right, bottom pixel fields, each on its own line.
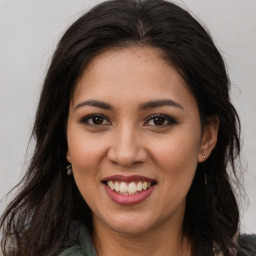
left=102, top=175, right=156, bottom=205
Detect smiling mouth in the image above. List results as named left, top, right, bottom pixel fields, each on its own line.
left=102, top=175, right=157, bottom=205
left=105, top=180, right=154, bottom=195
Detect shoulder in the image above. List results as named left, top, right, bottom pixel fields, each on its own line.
left=58, top=222, right=97, bottom=256
left=237, top=234, right=256, bottom=256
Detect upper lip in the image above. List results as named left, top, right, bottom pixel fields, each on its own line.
left=102, top=175, right=157, bottom=183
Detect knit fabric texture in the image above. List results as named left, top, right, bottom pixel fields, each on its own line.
left=59, top=222, right=256, bottom=256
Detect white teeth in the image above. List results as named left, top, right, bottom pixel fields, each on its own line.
left=108, top=180, right=115, bottom=190
left=128, top=182, right=137, bottom=195
left=106, top=180, right=153, bottom=194
left=120, top=182, right=128, bottom=193
left=142, top=181, right=148, bottom=190
left=114, top=181, right=120, bottom=192
left=137, top=181, right=143, bottom=191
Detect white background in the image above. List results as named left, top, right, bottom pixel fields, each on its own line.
left=0, top=0, right=255, bottom=233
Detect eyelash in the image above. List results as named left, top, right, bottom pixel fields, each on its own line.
left=79, top=114, right=177, bottom=127
left=79, top=114, right=111, bottom=126
left=144, top=114, right=177, bottom=126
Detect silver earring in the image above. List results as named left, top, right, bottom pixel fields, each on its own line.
left=205, top=173, right=208, bottom=185
left=67, top=164, right=72, bottom=175
left=203, top=154, right=207, bottom=160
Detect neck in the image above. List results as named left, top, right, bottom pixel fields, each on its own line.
left=92, top=217, right=191, bottom=256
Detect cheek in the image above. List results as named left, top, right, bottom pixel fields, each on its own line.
left=152, top=133, right=200, bottom=187
left=67, top=131, right=107, bottom=172
left=67, top=133, right=109, bottom=204
left=155, top=133, right=200, bottom=165
left=68, top=138, right=105, bottom=200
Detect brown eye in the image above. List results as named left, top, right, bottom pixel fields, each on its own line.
left=91, top=116, right=104, bottom=125
left=80, top=114, right=111, bottom=126
left=144, top=114, right=177, bottom=126
left=152, top=117, right=165, bottom=126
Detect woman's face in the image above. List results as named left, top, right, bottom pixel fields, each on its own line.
left=66, top=46, right=216, bottom=235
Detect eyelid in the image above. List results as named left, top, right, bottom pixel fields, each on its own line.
left=144, top=114, right=177, bottom=126
left=79, top=114, right=111, bottom=126
left=78, top=113, right=177, bottom=127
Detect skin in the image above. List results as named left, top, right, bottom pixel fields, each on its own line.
left=66, top=46, right=218, bottom=256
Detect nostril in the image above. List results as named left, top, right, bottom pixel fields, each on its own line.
left=107, top=145, right=148, bottom=167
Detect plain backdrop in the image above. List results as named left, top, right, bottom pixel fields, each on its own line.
left=0, top=0, right=255, bottom=233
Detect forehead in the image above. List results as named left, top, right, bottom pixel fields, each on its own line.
left=71, top=46, right=196, bottom=111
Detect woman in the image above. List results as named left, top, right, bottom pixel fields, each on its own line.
left=0, top=0, right=255, bottom=255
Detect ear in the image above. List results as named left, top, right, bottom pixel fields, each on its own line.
left=66, top=148, right=72, bottom=163
left=198, top=115, right=219, bottom=163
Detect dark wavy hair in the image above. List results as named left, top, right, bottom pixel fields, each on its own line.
left=0, top=0, right=241, bottom=255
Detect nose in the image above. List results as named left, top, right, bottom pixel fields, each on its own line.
left=107, top=126, right=148, bottom=167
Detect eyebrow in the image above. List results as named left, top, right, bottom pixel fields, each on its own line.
left=138, top=99, right=184, bottom=110
left=74, top=99, right=183, bottom=112
left=74, top=100, right=112, bottom=112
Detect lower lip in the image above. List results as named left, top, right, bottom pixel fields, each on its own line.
left=104, top=184, right=155, bottom=205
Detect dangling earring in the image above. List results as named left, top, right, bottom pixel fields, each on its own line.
left=67, top=164, right=72, bottom=175
left=203, top=155, right=207, bottom=184
left=204, top=173, right=208, bottom=185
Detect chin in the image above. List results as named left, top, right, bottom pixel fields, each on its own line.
left=97, top=210, right=161, bottom=235
left=110, top=221, right=152, bottom=235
